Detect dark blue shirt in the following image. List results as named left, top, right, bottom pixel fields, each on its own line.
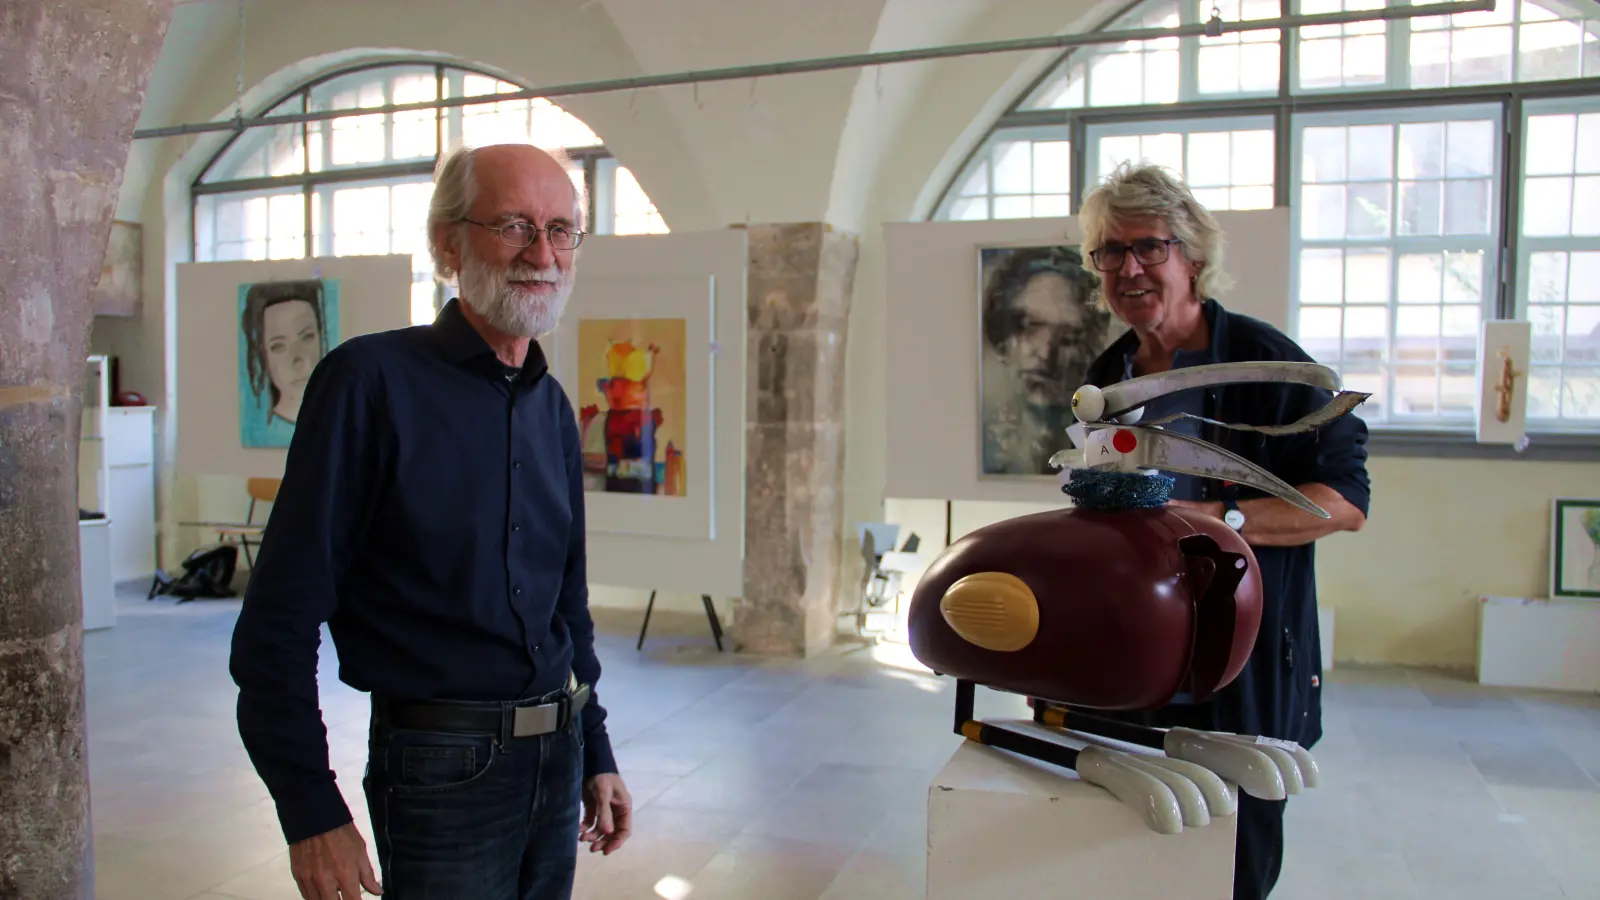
left=230, top=298, right=616, bottom=845
left=1085, top=299, right=1370, bottom=748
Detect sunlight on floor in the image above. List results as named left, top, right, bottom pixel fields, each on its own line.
left=869, top=639, right=933, bottom=675
left=654, top=874, right=694, bottom=899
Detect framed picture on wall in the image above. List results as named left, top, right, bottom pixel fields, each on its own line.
left=975, top=243, right=1116, bottom=479
left=551, top=273, right=716, bottom=541
left=1551, top=497, right=1600, bottom=600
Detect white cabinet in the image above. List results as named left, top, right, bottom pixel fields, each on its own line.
left=80, top=519, right=115, bottom=630
left=105, top=406, right=156, bottom=582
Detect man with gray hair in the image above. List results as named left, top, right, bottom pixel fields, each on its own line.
left=230, top=142, right=632, bottom=900
left=1075, top=163, right=1370, bottom=900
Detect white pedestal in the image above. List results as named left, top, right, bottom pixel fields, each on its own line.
left=1478, top=595, right=1600, bottom=692
left=79, top=519, right=115, bottom=631
left=927, top=722, right=1237, bottom=900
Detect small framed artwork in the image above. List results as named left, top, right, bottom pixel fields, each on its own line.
left=1551, top=498, right=1600, bottom=600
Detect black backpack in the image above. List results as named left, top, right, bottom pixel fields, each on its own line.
left=148, top=544, right=239, bottom=602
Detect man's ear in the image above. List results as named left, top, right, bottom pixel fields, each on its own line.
left=433, top=222, right=463, bottom=277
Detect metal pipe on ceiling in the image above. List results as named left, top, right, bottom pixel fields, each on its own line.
left=131, top=0, right=1498, bottom=141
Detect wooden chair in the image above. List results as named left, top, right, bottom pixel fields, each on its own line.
left=216, top=477, right=279, bottom=568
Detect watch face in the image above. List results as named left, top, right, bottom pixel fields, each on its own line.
left=1225, top=509, right=1246, bottom=529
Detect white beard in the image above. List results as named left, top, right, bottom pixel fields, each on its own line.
left=458, top=243, right=574, bottom=338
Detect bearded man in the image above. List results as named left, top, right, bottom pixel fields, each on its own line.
left=230, top=143, right=632, bottom=900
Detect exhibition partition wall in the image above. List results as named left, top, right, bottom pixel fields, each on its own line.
left=883, top=210, right=1291, bottom=505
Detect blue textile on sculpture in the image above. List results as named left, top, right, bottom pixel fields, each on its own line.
left=1062, top=468, right=1174, bottom=510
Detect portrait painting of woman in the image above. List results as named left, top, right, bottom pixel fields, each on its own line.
left=237, top=278, right=340, bottom=447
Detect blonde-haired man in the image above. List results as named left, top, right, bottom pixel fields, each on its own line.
left=1076, top=163, right=1370, bottom=900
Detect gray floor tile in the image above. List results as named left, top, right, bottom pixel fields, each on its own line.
left=82, top=587, right=1600, bottom=899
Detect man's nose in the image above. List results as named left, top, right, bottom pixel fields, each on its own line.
left=1118, top=250, right=1145, bottom=278
left=518, top=230, right=557, bottom=269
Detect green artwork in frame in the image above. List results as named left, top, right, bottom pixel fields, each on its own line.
left=1551, top=497, right=1600, bottom=600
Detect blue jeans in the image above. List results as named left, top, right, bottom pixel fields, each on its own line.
left=362, top=705, right=584, bottom=899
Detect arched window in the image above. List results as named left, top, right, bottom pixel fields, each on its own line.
left=932, top=0, right=1600, bottom=432
left=192, top=62, right=669, bottom=326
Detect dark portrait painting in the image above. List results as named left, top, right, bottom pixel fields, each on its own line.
left=978, top=244, right=1115, bottom=477
left=237, top=278, right=340, bottom=448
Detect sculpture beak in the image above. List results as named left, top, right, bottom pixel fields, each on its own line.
left=1086, top=427, right=1333, bottom=518
left=939, top=572, right=1040, bottom=652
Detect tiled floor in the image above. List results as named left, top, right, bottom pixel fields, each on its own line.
left=85, top=586, right=1600, bottom=899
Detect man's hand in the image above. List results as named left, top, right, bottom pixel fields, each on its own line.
left=289, top=822, right=382, bottom=899
left=581, top=773, right=633, bottom=855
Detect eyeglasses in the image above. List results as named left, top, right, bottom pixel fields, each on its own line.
left=463, top=218, right=585, bottom=251
left=1089, top=237, right=1183, bottom=272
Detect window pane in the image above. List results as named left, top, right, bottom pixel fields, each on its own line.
left=1523, top=177, right=1574, bottom=236
left=1573, top=176, right=1600, bottom=235
left=1577, top=114, right=1600, bottom=173
left=948, top=197, right=987, bottom=220
left=1446, top=120, right=1495, bottom=176
left=993, top=141, right=1033, bottom=194
left=1349, top=125, right=1394, bottom=180
left=1399, top=253, right=1443, bottom=304
left=1444, top=178, right=1491, bottom=234
left=1571, top=252, right=1600, bottom=303
left=1530, top=305, right=1565, bottom=362
left=1299, top=306, right=1344, bottom=361
left=1519, top=19, right=1585, bottom=81
left=1346, top=249, right=1391, bottom=304
left=1346, top=182, right=1391, bottom=237
left=1303, top=184, right=1347, bottom=238
left=994, top=195, right=1033, bottom=218
left=1032, top=142, right=1071, bottom=194
left=1444, top=251, right=1484, bottom=305
left=1399, top=122, right=1445, bottom=179
left=956, top=160, right=990, bottom=197
left=1525, top=114, right=1577, bottom=175
left=1301, top=248, right=1346, bottom=305
left=611, top=165, right=669, bottom=235
left=1399, top=181, right=1443, bottom=235
left=1567, top=306, right=1600, bottom=363
left=1303, top=127, right=1348, bottom=182
left=1528, top=251, right=1569, bottom=304
left=201, top=97, right=305, bottom=183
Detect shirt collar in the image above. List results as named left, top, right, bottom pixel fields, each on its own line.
left=431, top=297, right=550, bottom=384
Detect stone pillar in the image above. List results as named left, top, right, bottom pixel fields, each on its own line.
left=734, top=223, right=859, bottom=657
left=0, top=3, right=172, bottom=897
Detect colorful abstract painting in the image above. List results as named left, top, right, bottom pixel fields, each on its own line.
left=576, top=317, right=688, bottom=496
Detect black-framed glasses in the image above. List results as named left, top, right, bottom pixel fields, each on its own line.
left=1089, top=237, right=1183, bottom=272
left=462, top=218, right=585, bottom=251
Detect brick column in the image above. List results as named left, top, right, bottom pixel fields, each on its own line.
left=733, top=223, right=859, bottom=657
left=0, top=2, right=172, bottom=896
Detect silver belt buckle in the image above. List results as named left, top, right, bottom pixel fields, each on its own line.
left=512, top=703, right=559, bottom=737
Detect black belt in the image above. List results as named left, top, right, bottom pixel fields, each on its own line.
left=374, top=677, right=590, bottom=741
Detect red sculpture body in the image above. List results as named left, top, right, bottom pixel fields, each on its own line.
left=906, top=503, right=1262, bottom=711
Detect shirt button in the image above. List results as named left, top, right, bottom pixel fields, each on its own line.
left=513, top=587, right=523, bottom=596
left=512, top=460, right=521, bottom=469
left=512, top=523, right=521, bottom=532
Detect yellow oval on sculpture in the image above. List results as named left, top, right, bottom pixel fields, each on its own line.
left=938, top=571, right=1040, bottom=652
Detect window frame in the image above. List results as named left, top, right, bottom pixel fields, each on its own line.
left=928, top=0, right=1600, bottom=446
left=1287, top=101, right=1507, bottom=427
left=190, top=59, right=650, bottom=321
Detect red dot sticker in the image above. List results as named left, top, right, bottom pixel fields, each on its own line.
left=1112, top=429, right=1138, bottom=454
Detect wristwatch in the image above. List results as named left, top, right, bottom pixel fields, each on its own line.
left=1221, top=485, right=1245, bottom=531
